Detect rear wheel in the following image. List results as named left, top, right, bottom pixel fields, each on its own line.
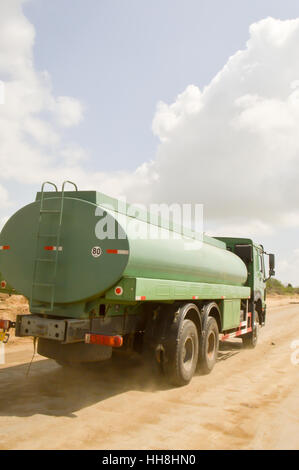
left=200, top=317, right=219, bottom=374
left=165, top=319, right=199, bottom=386
left=242, top=311, right=259, bottom=348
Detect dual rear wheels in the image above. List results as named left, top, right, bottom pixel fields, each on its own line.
left=164, top=316, right=219, bottom=386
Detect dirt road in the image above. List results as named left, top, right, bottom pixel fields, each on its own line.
left=0, top=298, right=298, bottom=450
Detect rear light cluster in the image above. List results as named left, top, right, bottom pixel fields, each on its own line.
left=0, top=319, right=11, bottom=330
left=114, top=286, right=123, bottom=296
left=85, top=333, right=123, bottom=348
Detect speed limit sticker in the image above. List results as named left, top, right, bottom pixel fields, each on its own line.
left=91, top=246, right=102, bottom=258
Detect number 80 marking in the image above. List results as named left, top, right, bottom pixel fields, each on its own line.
left=91, top=246, right=102, bottom=258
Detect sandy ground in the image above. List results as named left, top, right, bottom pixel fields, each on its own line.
left=0, top=294, right=298, bottom=450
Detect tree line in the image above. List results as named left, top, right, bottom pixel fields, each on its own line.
left=266, top=278, right=299, bottom=295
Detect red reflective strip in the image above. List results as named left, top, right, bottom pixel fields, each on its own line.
left=106, top=249, right=129, bottom=255
left=0, top=245, right=10, bottom=250
left=136, top=296, right=146, bottom=301
left=221, top=325, right=253, bottom=341
left=85, top=334, right=123, bottom=348
left=44, top=246, right=62, bottom=251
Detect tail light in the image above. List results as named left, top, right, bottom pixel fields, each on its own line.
left=0, top=319, right=12, bottom=330
left=85, top=333, right=123, bottom=348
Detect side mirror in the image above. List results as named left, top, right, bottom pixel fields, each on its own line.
left=269, top=253, right=275, bottom=276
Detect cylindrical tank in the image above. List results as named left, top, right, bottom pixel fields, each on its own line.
left=0, top=194, right=247, bottom=304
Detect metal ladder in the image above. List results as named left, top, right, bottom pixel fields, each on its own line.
left=30, top=180, right=78, bottom=312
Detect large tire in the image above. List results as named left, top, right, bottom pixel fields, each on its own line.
left=242, top=311, right=259, bottom=349
left=142, top=316, right=164, bottom=377
left=165, top=319, right=199, bottom=386
left=200, top=316, right=219, bottom=374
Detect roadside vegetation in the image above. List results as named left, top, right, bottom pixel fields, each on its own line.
left=266, top=278, right=299, bottom=295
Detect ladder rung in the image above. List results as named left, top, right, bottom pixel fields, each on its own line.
left=30, top=181, right=68, bottom=311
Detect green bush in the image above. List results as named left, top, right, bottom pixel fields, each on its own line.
left=266, top=278, right=299, bottom=295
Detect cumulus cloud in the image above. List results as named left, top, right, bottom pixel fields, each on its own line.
left=148, top=17, right=299, bottom=234
left=277, top=249, right=299, bottom=286
left=207, top=219, right=274, bottom=239
left=0, top=0, right=84, bottom=187
left=53, top=96, right=84, bottom=127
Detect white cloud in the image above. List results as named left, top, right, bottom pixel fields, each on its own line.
left=2, top=6, right=299, bottom=237
left=0, top=184, right=10, bottom=208
left=53, top=96, right=83, bottom=127
left=146, top=17, right=299, bottom=236
left=277, top=249, right=299, bottom=286
left=207, top=219, right=274, bottom=239
left=152, top=85, right=202, bottom=142
left=0, top=0, right=85, bottom=187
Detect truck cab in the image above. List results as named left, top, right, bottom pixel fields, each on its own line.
left=216, top=237, right=275, bottom=326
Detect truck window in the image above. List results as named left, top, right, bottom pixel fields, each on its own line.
left=259, top=252, right=265, bottom=276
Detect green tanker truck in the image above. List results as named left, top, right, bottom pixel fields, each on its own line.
left=0, top=181, right=275, bottom=385
left=0, top=273, right=16, bottom=295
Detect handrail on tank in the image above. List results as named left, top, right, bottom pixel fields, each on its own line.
left=41, top=181, right=58, bottom=192
left=61, top=181, right=78, bottom=192
left=59, top=181, right=78, bottom=225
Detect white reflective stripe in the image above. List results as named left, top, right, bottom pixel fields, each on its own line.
left=220, top=326, right=252, bottom=340
left=117, top=250, right=129, bottom=255
left=53, top=246, right=63, bottom=251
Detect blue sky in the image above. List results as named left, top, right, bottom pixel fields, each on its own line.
left=24, top=0, right=299, bottom=171
left=1, top=0, right=299, bottom=285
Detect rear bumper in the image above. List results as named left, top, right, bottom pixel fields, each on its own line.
left=15, top=315, right=90, bottom=344
left=37, top=337, right=112, bottom=363
left=15, top=314, right=114, bottom=363
left=15, top=312, right=141, bottom=343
